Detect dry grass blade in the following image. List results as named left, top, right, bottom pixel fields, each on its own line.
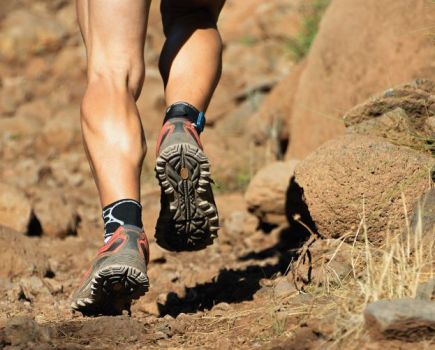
left=296, top=193, right=435, bottom=348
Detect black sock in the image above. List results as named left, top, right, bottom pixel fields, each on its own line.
left=102, top=199, right=143, bottom=242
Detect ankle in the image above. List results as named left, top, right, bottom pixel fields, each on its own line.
left=163, top=101, right=206, bottom=133
left=102, top=199, right=143, bottom=242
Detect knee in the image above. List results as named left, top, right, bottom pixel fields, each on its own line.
left=86, top=56, right=145, bottom=101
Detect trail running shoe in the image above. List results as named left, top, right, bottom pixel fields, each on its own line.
left=155, top=102, right=219, bottom=252
left=71, top=225, right=149, bottom=316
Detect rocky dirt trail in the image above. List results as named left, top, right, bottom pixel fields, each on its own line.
left=0, top=0, right=434, bottom=349
left=0, top=193, right=318, bottom=349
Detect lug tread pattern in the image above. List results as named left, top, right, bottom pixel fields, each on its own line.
left=155, top=143, right=219, bottom=251
left=71, top=264, right=149, bottom=316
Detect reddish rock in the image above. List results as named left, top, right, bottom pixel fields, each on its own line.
left=0, top=76, right=33, bottom=116
left=245, top=160, right=299, bottom=225
left=286, top=0, right=435, bottom=158
left=294, top=135, right=434, bottom=244
left=220, top=0, right=302, bottom=43
left=0, top=115, right=41, bottom=139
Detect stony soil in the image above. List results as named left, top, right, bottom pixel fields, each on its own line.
left=0, top=0, right=433, bottom=349
left=0, top=194, right=321, bottom=349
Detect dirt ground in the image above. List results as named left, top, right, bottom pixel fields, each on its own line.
left=1, top=191, right=428, bottom=349
left=0, top=0, right=434, bottom=349
left=0, top=192, right=325, bottom=349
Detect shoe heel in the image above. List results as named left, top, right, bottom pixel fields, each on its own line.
left=155, top=143, right=219, bottom=251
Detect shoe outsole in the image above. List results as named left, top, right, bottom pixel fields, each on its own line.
left=71, top=264, right=149, bottom=316
left=155, top=143, right=219, bottom=251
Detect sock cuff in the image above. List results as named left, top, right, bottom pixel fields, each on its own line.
left=102, top=198, right=142, bottom=212
left=102, top=199, right=143, bottom=241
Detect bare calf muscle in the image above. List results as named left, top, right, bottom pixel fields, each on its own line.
left=76, top=0, right=150, bottom=206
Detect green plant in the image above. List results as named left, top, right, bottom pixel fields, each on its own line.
left=213, top=169, right=252, bottom=194
left=287, top=0, right=330, bottom=62
left=240, top=35, right=257, bottom=47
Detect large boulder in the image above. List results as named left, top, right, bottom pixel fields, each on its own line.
left=0, top=182, right=32, bottom=234
left=294, top=135, right=434, bottom=244
left=285, top=0, right=435, bottom=158
left=245, top=160, right=299, bottom=225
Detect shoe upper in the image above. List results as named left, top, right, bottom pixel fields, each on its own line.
left=156, top=118, right=203, bottom=156
left=156, top=102, right=205, bottom=156
left=97, top=225, right=149, bottom=265
left=72, top=225, right=149, bottom=301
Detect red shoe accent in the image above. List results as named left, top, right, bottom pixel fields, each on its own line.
left=183, top=121, right=203, bottom=150
left=156, top=122, right=175, bottom=156
left=138, top=232, right=150, bottom=265
left=98, top=227, right=127, bottom=255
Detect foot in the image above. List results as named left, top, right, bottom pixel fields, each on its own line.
left=155, top=102, right=219, bottom=252
left=71, top=225, right=149, bottom=316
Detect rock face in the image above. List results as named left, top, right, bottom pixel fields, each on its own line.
left=245, top=160, right=299, bottom=225
left=0, top=182, right=32, bottom=234
left=285, top=0, right=435, bottom=158
left=345, top=80, right=435, bottom=154
left=364, top=298, right=435, bottom=341
left=294, top=135, right=434, bottom=243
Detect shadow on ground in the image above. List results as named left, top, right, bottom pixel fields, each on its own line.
left=158, top=176, right=317, bottom=317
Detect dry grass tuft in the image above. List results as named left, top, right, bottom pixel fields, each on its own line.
left=284, top=195, right=435, bottom=349
left=296, top=194, right=434, bottom=348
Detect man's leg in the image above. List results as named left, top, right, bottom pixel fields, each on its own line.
left=72, top=0, right=151, bottom=316
left=154, top=0, right=225, bottom=251
left=159, top=0, right=225, bottom=110
left=78, top=0, right=149, bottom=206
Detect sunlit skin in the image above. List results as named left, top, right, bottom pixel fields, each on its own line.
left=76, top=0, right=224, bottom=206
